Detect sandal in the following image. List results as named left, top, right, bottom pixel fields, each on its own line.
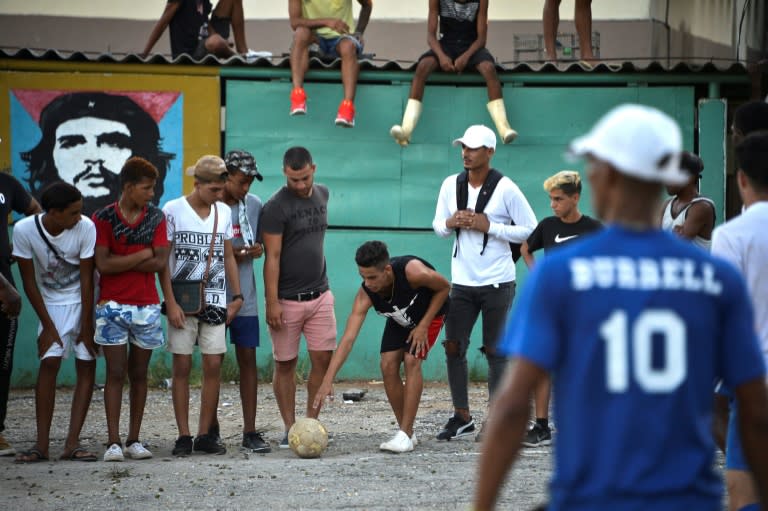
left=60, top=446, right=97, bottom=462
left=14, top=447, right=49, bottom=463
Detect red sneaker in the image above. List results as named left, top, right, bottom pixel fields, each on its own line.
left=334, top=99, right=355, bottom=127
left=290, top=87, right=307, bottom=116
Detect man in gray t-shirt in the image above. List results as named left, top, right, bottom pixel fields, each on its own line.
left=219, top=150, right=271, bottom=453
left=261, top=146, right=336, bottom=448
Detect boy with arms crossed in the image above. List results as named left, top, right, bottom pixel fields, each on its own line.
left=93, top=157, right=170, bottom=461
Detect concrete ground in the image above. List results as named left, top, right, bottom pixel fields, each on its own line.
left=0, top=381, right=552, bottom=510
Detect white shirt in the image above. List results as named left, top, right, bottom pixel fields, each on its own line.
left=12, top=214, right=96, bottom=305
left=163, top=198, right=234, bottom=309
left=433, top=173, right=537, bottom=286
left=712, top=201, right=768, bottom=363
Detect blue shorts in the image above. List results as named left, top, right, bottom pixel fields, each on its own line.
left=95, top=301, right=164, bottom=350
left=316, top=34, right=362, bottom=59
left=229, top=315, right=260, bottom=348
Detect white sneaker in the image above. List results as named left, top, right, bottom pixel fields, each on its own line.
left=125, top=442, right=153, bottom=460
left=103, top=443, right=124, bottom=462
left=243, top=49, right=273, bottom=62
left=379, top=430, right=414, bottom=453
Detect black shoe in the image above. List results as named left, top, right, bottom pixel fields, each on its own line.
left=208, top=424, right=222, bottom=446
left=436, top=414, right=476, bottom=441
left=522, top=423, right=552, bottom=447
left=242, top=432, right=271, bottom=453
left=194, top=434, right=227, bottom=455
left=172, top=435, right=193, bottom=457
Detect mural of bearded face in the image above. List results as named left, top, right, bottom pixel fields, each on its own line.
left=21, top=91, right=174, bottom=216
left=52, top=116, right=133, bottom=202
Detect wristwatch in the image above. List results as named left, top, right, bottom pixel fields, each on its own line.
left=231, top=294, right=244, bottom=302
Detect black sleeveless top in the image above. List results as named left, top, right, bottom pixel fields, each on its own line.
left=361, top=256, right=449, bottom=329
left=439, top=0, right=480, bottom=45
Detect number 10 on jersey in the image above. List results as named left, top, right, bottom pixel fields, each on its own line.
left=600, top=309, right=687, bottom=393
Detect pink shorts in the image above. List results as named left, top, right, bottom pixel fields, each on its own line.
left=270, top=290, right=337, bottom=361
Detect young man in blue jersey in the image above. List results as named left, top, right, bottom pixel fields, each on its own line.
left=474, top=104, right=768, bottom=510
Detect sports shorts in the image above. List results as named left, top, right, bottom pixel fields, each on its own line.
left=229, top=315, right=260, bottom=349
left=381, top=315, right=445, bottom=360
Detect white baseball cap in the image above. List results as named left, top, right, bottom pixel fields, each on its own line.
left=569, top=104, right=688, bottom=186
left=453, top=125, right=497, bottom=150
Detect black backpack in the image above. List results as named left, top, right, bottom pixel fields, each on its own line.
left=455, top=168, right=522, bottom=262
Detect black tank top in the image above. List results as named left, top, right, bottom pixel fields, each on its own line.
left=361, top=256, right=449, bottom=329
left=439, top=0, right=480, bottom=45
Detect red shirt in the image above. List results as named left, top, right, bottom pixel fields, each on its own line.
left=93, top=203, right=168, bottom=305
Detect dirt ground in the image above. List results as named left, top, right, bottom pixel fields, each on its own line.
left=0, top=381, right=552, bottom=510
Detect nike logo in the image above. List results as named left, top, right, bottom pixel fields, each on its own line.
left=554, top=234, right=579, bottom=243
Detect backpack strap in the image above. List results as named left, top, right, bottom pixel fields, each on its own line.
left=454, top=169, right=505, bottom=256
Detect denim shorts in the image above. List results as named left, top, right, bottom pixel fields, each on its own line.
left=95, top=301, right=164, bottom=350
left=316, top=34, right=362, bottom=59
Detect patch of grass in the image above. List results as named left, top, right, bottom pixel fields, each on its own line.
left=468, top=360, right=487, bottom=383
left=294, top=356, right=311, bottom=385
left=147, top=358, right=172, bottom=388
left=259, top=358, right=274, bottom=383
left=220, top=352, right=240, bottom=383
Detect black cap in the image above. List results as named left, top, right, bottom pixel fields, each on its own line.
left=224, top=149, right=263, bottom=181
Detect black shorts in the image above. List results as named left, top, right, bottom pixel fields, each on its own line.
left=418, top=40, right=495, bottom=68
left=380, top=316, right=445, bottom=360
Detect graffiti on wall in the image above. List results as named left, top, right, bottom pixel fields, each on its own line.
left=10, top=89, right=183, bottom=215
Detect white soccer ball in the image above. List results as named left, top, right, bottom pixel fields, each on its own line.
left=288, top=418, right=329, bottom=459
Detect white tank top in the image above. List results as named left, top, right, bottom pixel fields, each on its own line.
left=661, top=197, right=715, bottom=251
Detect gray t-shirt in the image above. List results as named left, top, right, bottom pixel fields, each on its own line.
left=260, top=184, right=329, bottom=298
left=226, top=193, right=262, bottom=317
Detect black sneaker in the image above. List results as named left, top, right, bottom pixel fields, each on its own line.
left=522, top=423, right=552, bottom=447
left=208, top=424, right=223, bottom=446
left=279, top=432, right=289, bottom=449
left=172, top=435, right=193, bottom=457
left=436, top=414, right=475, bottom=441
left=242, top=432, right=271, bottom=453
left=194, top=434, right=227, bottom=455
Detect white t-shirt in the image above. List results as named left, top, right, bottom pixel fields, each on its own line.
left=12, top=214, right=96, bottom=305
left=712, top=201, right=768, bottom=364
left=433, top=173, right=537, bottom=286
left=163, top=197, right=233, bottom=310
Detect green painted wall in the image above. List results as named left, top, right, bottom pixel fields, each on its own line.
left=10, top=77, right=708, bottom=386
left=222, top=79, right=698, bottom=383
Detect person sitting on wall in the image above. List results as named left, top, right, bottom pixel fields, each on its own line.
left=143, top=0, right=270, bottom=60
left=390, top=0, right=517, bottom=147
left=288, top=0, right=374, bottom=128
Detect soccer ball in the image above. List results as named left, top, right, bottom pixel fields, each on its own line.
left=288, top=418, right=329, bottom=459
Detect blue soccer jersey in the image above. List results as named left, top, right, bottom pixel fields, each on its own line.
left=499, top=225, right=766, bottom=511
